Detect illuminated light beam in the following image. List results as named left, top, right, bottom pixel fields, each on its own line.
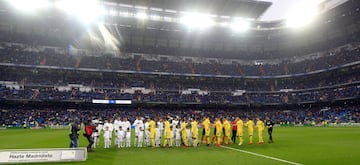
left=98, top=23, right=120, bottom=53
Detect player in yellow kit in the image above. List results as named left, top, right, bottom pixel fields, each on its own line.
left=256, top=117, right=265, bottom=144
left=236, top=117, right=244, bottom=145
left=203, top=117, right=211, bottom=146
left=191, top=118, right=199, bottom=147
left=163, top=117, right=172, bottom=147
left=148, top=117, right=156, bottom=147
left=181, top=118, right=188, bottom=147
left=245, top=117, right=255, bottom=145
left=222, top=117, right=231, bottom=145
left=215, top=117, right=223, bottom=147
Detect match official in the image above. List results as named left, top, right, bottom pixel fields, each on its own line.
left=266, top=117, right=274, bottom=143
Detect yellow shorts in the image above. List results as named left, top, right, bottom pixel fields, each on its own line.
left=236, top=130, right=243, bottom=137
left=205, top=128, right=210, bottom=136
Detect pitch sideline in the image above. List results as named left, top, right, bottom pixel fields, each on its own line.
left=220, top=145, right=303, bottom=165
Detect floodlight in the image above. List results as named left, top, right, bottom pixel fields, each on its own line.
left=56, top=0, right=103, bottom=24
left=7, top=0, right=50, bottom=12
left=119, top=12, right=131, bottom=17
left=230, top=19, right=250, bottom=32
left=136, top=12, right=148, bottom=20
left=180, top=13, right=215, bottom=29
left=219, top=22, right=229, bottom=27
left=109, top=9, right=118, bottom=16
left=150, top=15, right=161, bottom=21
left=285, top=2, right=319, bottom=28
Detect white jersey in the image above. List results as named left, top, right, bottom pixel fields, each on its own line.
left=117, top=130, right=125, bottom=139
left=122, top=121, right=131, bottom=131
left=133, top=119, right=143, bottom=135
left=144, top=122, right=149, bottom=132
left=97, top=122, right=103, bottom=133
left=114, top=119, right=122, bottom=131
left=172, top=120, right=179, bottom=128
left=175, top=128, right=181, bottom=140
left=103, top=122, right=114, bottom=132
left=138, top=123, right=144, bottom=134
left=157, top=121, right=164, bottom=131
left=138, top=130, right=144, bottom=139
left=126, top=131, right=131, bottom=140
left=186, top=128, right=192, bottom=139
left=104, top=130, right=112, bottom=139
left=155, top=128, right=161, bottom=139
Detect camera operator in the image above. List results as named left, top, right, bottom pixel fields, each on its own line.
left=69, top=118, right=80, bottom=148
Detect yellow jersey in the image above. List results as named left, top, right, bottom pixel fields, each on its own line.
left=149, top=120, right=155, bottom=132
left=215, top=120, right=223, bottom=136
left=191, top=121, right=198, bottom=137
left=181, top=121, right=187, bottom=135
left=223, top=120, right=231, bottom=131
left=149, top=120, right=156, bottom=138
left=164, top=120, right=171, bottom=138
left=256, top=120, right=265, bottom=131
left=246, top=120, right=255, bottom=132
left=236, top=120, right=244, bottom=132
left=203, top=119, right=210, bottom=129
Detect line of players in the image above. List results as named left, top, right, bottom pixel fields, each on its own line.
left=91, top=115, right=274, bottom=148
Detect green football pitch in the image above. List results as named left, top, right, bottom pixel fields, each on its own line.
left=0, top=127, right=359, bottom=165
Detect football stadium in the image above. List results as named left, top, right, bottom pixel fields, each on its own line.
left=0, top=0, right=360, bottom=164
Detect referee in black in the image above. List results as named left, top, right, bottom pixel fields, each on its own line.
left=265, top=117, right=274, bottom=143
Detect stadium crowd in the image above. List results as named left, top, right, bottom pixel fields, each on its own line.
left=0, top=83, right=359, bottom=104
left=1, top=105, right=359, bottom=128
left=0, top=42, right=359, bottom=77
left=1, top=65, right=359, bottom=92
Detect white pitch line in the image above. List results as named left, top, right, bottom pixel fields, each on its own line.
left=220, top=145, right=303, bottom=165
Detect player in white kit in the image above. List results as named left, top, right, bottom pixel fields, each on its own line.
left=175, top=124, right=181, bottom=147
left=117, top=126, right=125, bottom=148
left=144, top=118, right=150, bottom=146
left=132, top=116, right=143, bottom=147
left=125, top=128, right=131, bottom=147
left=103, top=126, right=111, bottom=148
left=103, top=119, right=114, bottom=147
left=186, top=123, right=192, bottom=146
left=138, top=126, right=144, bottom=147
left=171, top=116, right=180, bottom=145
left=155, top=123, right=161, bottom=147
left=113, top=117, right=122, bottom=146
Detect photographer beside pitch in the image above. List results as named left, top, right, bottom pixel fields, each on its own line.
left=69, top=118, right=80, bottom=148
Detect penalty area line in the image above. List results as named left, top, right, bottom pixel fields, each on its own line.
left=220, top=145, right=303, bottom=165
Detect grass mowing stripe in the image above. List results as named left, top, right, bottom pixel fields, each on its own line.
left=220, top=145, right=303, bottom=165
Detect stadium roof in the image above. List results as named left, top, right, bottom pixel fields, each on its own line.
left=106, top=0, right=272, bottom=19
left=259, top=0, right=345, bottom=21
